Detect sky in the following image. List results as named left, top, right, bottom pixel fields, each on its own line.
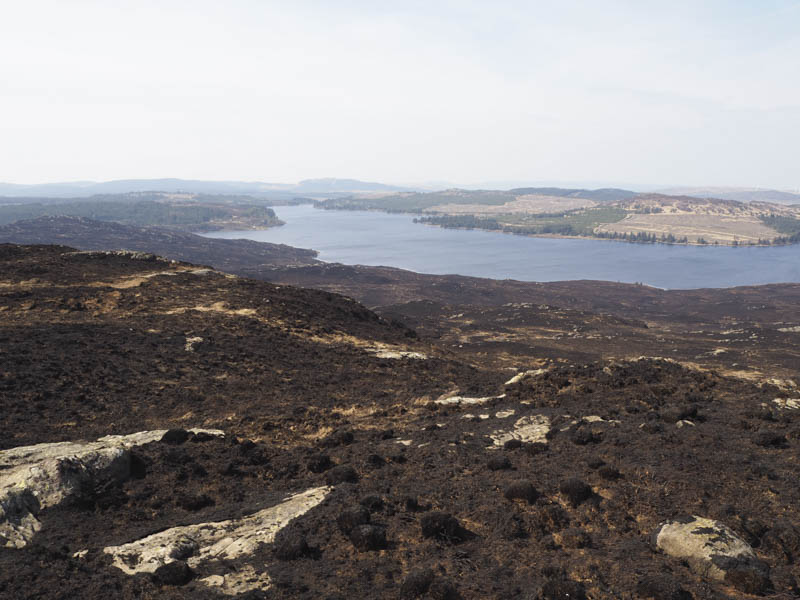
left=1, top=0, right=799, bottom=189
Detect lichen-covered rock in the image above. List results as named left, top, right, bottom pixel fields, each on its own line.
left=653, top=516, right=770, bottom=594
left=105, top=486, right=330, bottom=594
left=490, top=414, right=551, bottom=447
left=0, top=429, right=223, bottom=548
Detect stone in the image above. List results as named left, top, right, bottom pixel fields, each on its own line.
left=653, top=515, right=770, bottom=594
left=105, top=486, right=330, bottom=594
left=773, top=398, right=800, bottom=410
left=504, top=368, right=547, bottom=386
left=369, top=347, right=427, bottom=360
left=199, top=565, right=271, bottom=596
left=0, top=429, right=222, bottom=548
left=490, top=415, right=551, bottom=447
left=434, top=395, right=495, bottom=407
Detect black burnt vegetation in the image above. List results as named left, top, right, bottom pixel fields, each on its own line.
left=1, top=246, right=800, bottom=599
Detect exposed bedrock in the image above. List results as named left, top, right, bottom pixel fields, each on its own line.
left=654, top=515, right=771, bottom=594
left=0, top=429, right=223, bottom=548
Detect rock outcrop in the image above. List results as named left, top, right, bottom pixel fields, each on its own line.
left=653, top=516, right=770, bottom=593
left=104, top=486, right=331, bottom=594
left=0, top=429, right=223, bottom=548
left=490, top=414, right=551, bottom=447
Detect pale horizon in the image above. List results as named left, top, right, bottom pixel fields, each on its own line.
left=2, top=1, right=799, bottom=189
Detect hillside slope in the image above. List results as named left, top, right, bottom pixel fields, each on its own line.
left=0, top=216, right=320, bottom=269
left=1, top=245, right=799, bottom=599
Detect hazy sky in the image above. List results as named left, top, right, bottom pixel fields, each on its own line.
left=1, top=1, right=799, bottom=188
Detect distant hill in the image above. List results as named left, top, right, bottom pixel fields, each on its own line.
left=293, top=178, right=412, bottom=193
left=409, top=192, right=800, bottom=246
left=321, top=186, right=637, bottom=213
left=0, top=195, right=283, bottom=231
left=0, top=178, right=415, bottom=199
left=0, top=215, right=319, bottom=270
left=507, top=187, right=637, bottom=202
left=657, top=186, right=800, bottom=205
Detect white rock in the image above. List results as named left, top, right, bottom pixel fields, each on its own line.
left=185, top=336, right=203, bottom=351
left=490, top=415, right=550, bottom=447
left=200, top=565, right=272, bottom=596
left=773, top=398, right=800, bottom=410
left=0, top=429, right=223, bottom=548
left=434, top=396, right=495, bottom=407
left=105, top=486, right=330, bottom=594
left=504, top=368, right=547, bottom=386
left=654, top=516, right=769, bottom=591
left=368, top=346, right=427, bottom=360
left=676, top=420, right=696, bottom=428
left=581, top=415, right=620, bottom=426
left=495, top=410, right=516, bottom=419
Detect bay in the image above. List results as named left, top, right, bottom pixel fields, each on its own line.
left=203, top=205, right=800, bottom=289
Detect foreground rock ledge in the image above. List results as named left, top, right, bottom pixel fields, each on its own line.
left=0, top=429, right=223, bottom=548
left=653, top=515, right=771, bottom=594
left=490, top=414, right=551, bottom=447
left=104, top=486, right=331, bottom=594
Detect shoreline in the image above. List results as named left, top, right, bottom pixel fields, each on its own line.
left=415, top=219, right=795, bottom=248
left=311, top=204, right=796, bottom=247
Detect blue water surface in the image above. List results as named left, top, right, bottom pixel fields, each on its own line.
left=203, top=205, right=800, bottom=289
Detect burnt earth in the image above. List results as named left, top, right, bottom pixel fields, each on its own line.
left=1, top=245, right=799, bottom=599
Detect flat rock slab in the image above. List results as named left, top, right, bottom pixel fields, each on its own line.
left=435, top=395, right=495, bottom=407
left=504, top=368, right=547, bottom=386
left=0, top=429, right=223, bottom=548
left=490, top=414, right=551, bottom=447
left=654, top=516, right=770, bottom=594
left=105, top=486, right=331, bottom=595
left=367, top=345, right=428, bottom=360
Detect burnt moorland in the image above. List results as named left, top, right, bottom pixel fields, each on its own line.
left=1, top=242, right=799, bottom=599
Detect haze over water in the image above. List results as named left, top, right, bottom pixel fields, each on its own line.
left=205, top=205, right=800, bottom=289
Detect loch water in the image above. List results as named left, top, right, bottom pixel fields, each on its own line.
left=203, top=204, right=800, bottom=289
